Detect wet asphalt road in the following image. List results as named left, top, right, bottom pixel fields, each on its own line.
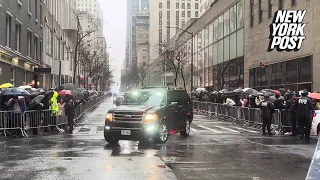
left=0, top=99, right=317, bottom=180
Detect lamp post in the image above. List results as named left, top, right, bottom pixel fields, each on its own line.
left=166, top=26, right=194, bottom=91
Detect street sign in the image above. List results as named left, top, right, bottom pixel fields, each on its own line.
left=34, top=68, right=51, bottom=74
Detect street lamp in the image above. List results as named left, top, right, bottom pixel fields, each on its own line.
left=166, top=26, right=194, bottom=91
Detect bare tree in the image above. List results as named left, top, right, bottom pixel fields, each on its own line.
left=71, top=11, right=102, bottom=84
left=78, top=44, right=106, bottom=89
left=213, top=58, right=243, bottom=90
left=136, top=62, right=150, bottom=87
left=157, top=41, right=189, bottom=89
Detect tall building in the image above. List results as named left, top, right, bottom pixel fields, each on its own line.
left=0, top=0, right=44, bottom=87
left=135, top=10, right=150, bottom=66
left=125, top=0, right=141, bottom=70
left=149, top=0, right=200, bottom=61
left=43, top=0, right=78, bottom=88
left=199, top=0, right=218, bottom=17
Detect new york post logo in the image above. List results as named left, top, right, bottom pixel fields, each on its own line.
left=268, top=10, right=306, bottom=52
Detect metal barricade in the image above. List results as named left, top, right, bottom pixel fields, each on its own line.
left=0, top=111, right=25, bottom=137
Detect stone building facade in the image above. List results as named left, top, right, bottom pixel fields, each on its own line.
left=244, top=0, right=318, bottom=91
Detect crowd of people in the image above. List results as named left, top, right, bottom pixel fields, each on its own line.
left=0, top=84, right=104, bottom=137
left=192, top=88, right=319, bottom=140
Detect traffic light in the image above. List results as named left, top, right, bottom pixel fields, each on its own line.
left=260, top=62, right=267, bottom=68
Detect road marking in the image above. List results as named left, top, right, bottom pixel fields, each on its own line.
left=73, top=127, right=81, bottom=134
left=196, top=125, right=222, bottom=133
left=190, top=128, right=198, bottom=132
left=89, top=126, right=97, bottom=134
left=232, top=127, right=258, bottom=133
left=215, top=125, right=240, bottom=133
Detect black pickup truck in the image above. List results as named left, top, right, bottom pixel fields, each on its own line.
left=104, top=88, right=193, bottom=144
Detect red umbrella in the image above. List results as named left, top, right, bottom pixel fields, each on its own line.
left=308, top=93, right=320, bottom=100
left=272, top=90, right=281, bottom=95
left=59, top=90, right=73, bottom=96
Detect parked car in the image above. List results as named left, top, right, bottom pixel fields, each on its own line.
left=104, top=87, right=193, bottom=144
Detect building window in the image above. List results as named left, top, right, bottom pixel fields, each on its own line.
left=279, top=0, right=283, bottom=10
left=187, top=3, right=191, bottom=9
left=268, top=0, right=273, bottom=18
left=167, top=0, right=170, bottom=9
left=27, top=31, right=32, bottom=57
left=40, top=40, right=43, bottom=62
left=159, top=2, right=162, bottom=9
left=34, top=36, right=38, bottom=59
left=35, top=0, right=38, bottom=19
left=182, top=3, right=185, bottom=9
left=176, top=11, right=179, bottom=25
left=195, top=3, right=198, bottom=9
left=195, top=11, right=198, bottom=17
left=56, top=36, right=60, bottom=60
left=182, top=11, right=185, bottom=17
left=291, top=0, right=297, bottom=6
left=250, top=0, right=254, bottom=27
left=224, top=10, right=230, bottom=36
left=46, top=27, right=52, bottom=56
left=15, top=22, right=21, bottom=52
left=258, top=0, right=262, bottom=23
left=40, top=4, right=43, bottom=25
left=176, top=2, right=179, bottom=9
left=5, top=15, right=12, bottom=47
left=188, top=11, right=191, bottom=17
left=28, top=0, right=32, bottom=14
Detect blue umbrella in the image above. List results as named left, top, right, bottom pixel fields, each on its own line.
left=2, top=88, right=31, bottom=96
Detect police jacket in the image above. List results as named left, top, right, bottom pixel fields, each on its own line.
left=273, top=98, right=284, bottom=110
left=295, top=97, right=313, bottom=118
left=257, top=100, right=275, bottom=119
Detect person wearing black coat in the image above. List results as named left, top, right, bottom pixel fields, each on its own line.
left=257, top=94, right=275, bottom=135
left=65, top=97, right=75, bottom=134
left=285, top=93, right=298, bottom=136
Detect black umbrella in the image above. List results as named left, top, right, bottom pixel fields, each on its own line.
left=233, top=88, right=243, bottom=93
left=72, top=90, right=85, bottom=101
left=218, top=89, right=228, bottom=94
left=59, top=83, right=77, bottom=90
left=243, top=88, right=258, bottom=96
left=29, top=95, right=45, bottom=107
left=260, top=89, right=277, bottom=97
left=2, top=88, right=30, bottom=96
left=44, top=90, right=55, bottom=99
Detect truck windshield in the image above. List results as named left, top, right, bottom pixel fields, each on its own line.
left=123, top=91, right=164, bottom=106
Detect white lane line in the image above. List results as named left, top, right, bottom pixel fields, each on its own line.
left=215, top=125, right=240, bottom=133
left=196, top=125, right=222, bottom=133
left=233, top=127, right=258, bottom=133
left=190, top=128, right=199, bottom=132
left=89, top=126, right=97, bottom=134
left=73, top=127, right=81, bottom=134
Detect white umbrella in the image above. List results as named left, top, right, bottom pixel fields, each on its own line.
left=18, top=85, right=32, bottom=90
left=196, top=88, right=206, bottom=92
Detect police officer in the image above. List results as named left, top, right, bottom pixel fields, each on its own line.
left=256, top=93, right=275, bottom=135
left=295, top=89, right=313, bottom=140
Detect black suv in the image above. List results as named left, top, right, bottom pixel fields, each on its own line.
left=104, top=87, right=193, bottom=144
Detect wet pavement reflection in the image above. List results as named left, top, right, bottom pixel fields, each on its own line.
left=0, top=99, right=316, bottom=180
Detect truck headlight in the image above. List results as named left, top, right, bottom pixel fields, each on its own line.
left=143, top=113, right=158, bottom=123
left=106, top=113, right=113, bottom=122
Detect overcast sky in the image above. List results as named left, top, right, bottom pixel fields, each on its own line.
left=100, top=0, right=126, bottom=85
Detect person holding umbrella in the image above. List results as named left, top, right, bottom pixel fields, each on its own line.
left=27, top=95, right=45, bottom=135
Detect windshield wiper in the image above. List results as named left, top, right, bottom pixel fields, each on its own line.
left=140, top=94, right=152, bottom=105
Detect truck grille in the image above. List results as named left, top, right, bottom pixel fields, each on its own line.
left=113, top=112, right=144, bottom=122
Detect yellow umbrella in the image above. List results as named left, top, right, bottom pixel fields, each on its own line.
left=0, top=83, right=14, bottom=89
